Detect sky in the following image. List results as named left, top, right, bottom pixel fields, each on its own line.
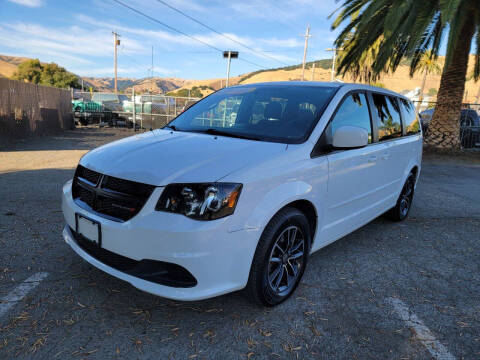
left=0, top=0, right=341, bottom=79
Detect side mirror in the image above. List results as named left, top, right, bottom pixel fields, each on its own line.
left=332, top=125, right=369, bottom=149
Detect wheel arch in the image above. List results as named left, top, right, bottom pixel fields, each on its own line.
left=280, top=200, right=317, bottom=245
left=259, top=199, right=318, bottom=248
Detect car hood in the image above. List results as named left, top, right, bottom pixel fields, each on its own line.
left=79, top=129, right=286, bottom=186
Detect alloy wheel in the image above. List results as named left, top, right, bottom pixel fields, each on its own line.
left=399, top=176, right=414, bottom=217
left=267, top=225, right=305, bottom=297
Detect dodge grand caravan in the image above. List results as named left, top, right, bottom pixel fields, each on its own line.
left=62, top=82, right=422, bottom=306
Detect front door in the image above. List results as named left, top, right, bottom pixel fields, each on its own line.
left=320, top=92, right=387, bottom=245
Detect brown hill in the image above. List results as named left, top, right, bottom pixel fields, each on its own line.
left=2, top=53, right=479, bottom=102
left=0, top=55, right=31, bottom=78
left=234, top=55, right=480, bottom=103
left=0, top=54, right=188, bottom=93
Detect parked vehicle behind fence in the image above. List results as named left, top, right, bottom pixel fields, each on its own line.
left=420, top=108, right=480, bottom=148
left=122, top=95, right=175, bottom=128
left=73, top=93, right=128, bottom=126
left=62, top=82, right=422, bottom=306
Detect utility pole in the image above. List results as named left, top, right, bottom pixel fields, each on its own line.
left=151, top=46, right=154, bottom=93
left=223, top=51, right=239, bottom=87
left=325, top=48, right=342, bottom=82
left=300, top=26, right=311, bottom=81
left=311, top=62, right=316, bottom=81
left=112, top=31, right=121, bottom=94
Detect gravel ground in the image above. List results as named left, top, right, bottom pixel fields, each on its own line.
left=0, top=128, right=479, bottom=359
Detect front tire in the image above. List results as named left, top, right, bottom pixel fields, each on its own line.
left=388, top=173, right=416, bottom=221
left=246, top=207, right=311, bottom=306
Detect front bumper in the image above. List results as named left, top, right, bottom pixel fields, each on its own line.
left=62, top=180, right=261, bottom=301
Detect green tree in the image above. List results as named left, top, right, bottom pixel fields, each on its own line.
left=332, top=0, right=480, bottom=149
left=40, top=63, right=80, bottom=89
left=167, top=86, right=203, bottom=98
left=13, top=59, right=43, bottom=84
left=13, top=59, right=80, bottom=89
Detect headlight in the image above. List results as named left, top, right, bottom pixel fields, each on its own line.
left=156, top=183, right=242, bottom=220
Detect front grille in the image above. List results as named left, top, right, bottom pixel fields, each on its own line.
left=76, top=165, right=101, bottom=185
left=72, top=165, right=155, bottom=222
left=70, top=227, right=197, bottom=288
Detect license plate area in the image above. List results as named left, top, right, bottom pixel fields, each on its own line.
left=75, top=213, right=102, bottom=247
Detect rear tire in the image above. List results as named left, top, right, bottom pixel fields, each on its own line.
left=387, top=173, right=416, bottom=221
left=246, top=207, right=311, bottom=306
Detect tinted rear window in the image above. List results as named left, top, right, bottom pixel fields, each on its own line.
left=371, top=94, right=402, bottom=141
left=399, top=99, right=420, bottom=135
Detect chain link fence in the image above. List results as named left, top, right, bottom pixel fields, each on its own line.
left=0, top=78, right=73, bottom=138
left=73, top=91, right=200, bottom=130
left=413, top=101, right=480, bottom=149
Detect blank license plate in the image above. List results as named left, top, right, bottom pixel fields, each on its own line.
left=76, top=214, right=101, bottom=246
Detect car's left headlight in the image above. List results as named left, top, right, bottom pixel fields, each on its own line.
left=156, top=183, right=242, bottom=220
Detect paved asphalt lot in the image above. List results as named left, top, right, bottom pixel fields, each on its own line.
left=0, top=128, right=479, bottom=359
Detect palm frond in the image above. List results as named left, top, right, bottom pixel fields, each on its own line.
left=439, top=0, right=462, bottom=24
left=443, top=1, right=470, bottom=69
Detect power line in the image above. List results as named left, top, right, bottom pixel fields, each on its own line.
left=237, top=57, right=266, bottom=69
left=111, top=0, right=266, bottom=70
left=154, top=0, right=292, bottom=67
left=112, top=0, right=223, bottom=52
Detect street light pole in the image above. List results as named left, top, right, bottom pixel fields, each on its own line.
left=226, top=51, right=231, bottom=87
left=223, top=51, right=238, bottom=88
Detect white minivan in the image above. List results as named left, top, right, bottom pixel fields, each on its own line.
left=62, top=82, right=422, bottom=306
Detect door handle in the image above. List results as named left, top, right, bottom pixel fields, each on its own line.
left=367, top=155, right=378, bottom=163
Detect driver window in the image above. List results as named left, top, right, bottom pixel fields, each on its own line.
left=330, top=93, right=372, bottom=144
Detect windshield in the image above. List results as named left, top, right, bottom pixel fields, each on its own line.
left=167, top=85, right=338, bottom=143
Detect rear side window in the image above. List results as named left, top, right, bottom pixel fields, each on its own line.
left=371, top=94, right=402, bottom=141
left=399, top=99, right=421, bottom=135
left=330, top=93, right=372, bottom=143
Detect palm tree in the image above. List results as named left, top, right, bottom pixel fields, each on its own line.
left=338, top=37, right=386, bottom=83
left=331, top=0, right=480, bottom=149
left=416, top=50, right=441, bottom=110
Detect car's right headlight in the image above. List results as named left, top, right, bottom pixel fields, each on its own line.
left=155, top=183, right=242, bottom=220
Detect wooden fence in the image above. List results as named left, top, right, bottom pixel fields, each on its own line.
left=0, top=78, right=73, bottom=138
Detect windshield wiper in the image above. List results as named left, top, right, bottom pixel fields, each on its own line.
left=163, top=124, right=179, bottom=131
left=195, top=128, right=260, bottom=141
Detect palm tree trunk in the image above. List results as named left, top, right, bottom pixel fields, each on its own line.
left=424, top=18, right=476, bottom=150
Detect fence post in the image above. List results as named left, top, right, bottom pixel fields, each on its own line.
left=70, top=87, right=75, bottom=129
left=132, top=87, right=136, bottom=132
left=141, top=96, right=144, bottom=131
left=167, top=97, right=170, bottom=126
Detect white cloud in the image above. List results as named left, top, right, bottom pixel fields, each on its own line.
left=7, top=0, right=43, bottom=7
left=0, top=22, right=147, bottom=59
left=76, top=14, right=302, bottom=63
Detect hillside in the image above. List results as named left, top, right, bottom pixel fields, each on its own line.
left=1, top=53, right=479, bottom=102
left=0, top=54, right=189, bottom=93
left=0, top=55, right=31, bottom=78
left=233, top=56, right=480, bottom=103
